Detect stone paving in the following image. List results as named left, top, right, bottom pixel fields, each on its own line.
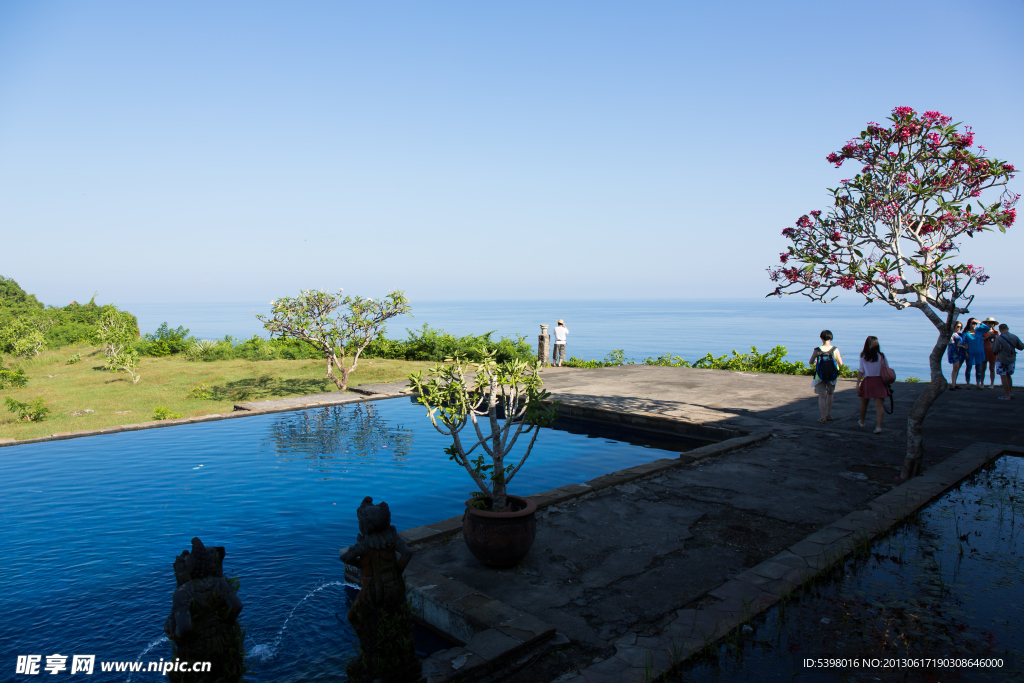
left=395, top=366, right=1024, bottom=682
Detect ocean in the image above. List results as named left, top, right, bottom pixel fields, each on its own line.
left=121, top=298, right=1024, bottom=382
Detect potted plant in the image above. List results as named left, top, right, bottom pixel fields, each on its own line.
left=408, top=351, right=558, bottom=567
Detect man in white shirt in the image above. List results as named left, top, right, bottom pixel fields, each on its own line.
left=553, top=319, right=568, bottom=366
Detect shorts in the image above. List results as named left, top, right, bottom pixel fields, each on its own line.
left=946, top=346, right=966, bottom=364
left=996, top=361, right=1015, bottom=377
left=814, top=381, right=836, bottom=396
left=553, top=344, right=566, bottom=364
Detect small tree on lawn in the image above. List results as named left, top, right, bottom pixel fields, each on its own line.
left=768, top=106, right=1017, bottom=479
left=96, top=310, right=142, bottom=384
left=96, top=310, right=138, bottom=357
left=257, top=289, right=410, bottom=392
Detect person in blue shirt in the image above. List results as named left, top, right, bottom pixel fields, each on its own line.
left=962, top=317, right=992, bottom=389
left=946, top=320, right=967, bottom=390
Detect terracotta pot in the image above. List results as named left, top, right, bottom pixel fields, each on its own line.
left=462, top=495, right=537, bottom=567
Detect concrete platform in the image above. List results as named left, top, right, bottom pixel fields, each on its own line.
left=386, top=366, right=1024, bottom=682
left=537, top=365, right=1024, bottom=449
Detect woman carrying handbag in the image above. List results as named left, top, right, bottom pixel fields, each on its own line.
left=857, top=336, right=892, bottom=434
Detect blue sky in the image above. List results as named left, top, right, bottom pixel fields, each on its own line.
left=1, top=1, right=1022, bottom=305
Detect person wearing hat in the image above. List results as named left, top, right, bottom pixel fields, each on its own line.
left=991, top=323, right=1024, bottom=400
left=552, top=319, right=568, bottom=367
left=982, top=317, right=1000, bottom=389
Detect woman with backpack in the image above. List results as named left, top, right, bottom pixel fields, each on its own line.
left=857, top=336, right=890, bottom=434
left=810, top=330, right=843, bottom=423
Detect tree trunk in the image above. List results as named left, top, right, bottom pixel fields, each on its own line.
left=325, top=351, right=345, bottom=390
left=900, top=330, right=949, bottom=479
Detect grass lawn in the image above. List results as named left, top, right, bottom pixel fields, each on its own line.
left=1, top=345, right=434, bottom=441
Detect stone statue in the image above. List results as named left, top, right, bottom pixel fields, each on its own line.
left=164, top=538, right=245, bottom=683
left=340, top=497, right=420, bottom=683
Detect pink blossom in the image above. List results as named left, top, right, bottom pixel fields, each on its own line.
left=795, top=215, right=812, bottom=228
left=779, top=253, right=790, bottom=263
left=951, top=127, right=974, bottom=148
left=782, top=227, right=797, bottom=238
left=892, top=106, right=916, bottom=118
left=810, top=210, right=822, bottom=218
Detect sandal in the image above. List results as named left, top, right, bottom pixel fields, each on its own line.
left=858, top=420, right=865, bottom=428
left=873, top=427, right=883, bottom=434
left=825, top=414, right=834, bottom=421
left=817, top=417, right=827, bottom=423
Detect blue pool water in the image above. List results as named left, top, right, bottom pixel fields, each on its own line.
left=0, top=397, right=693, bottom=682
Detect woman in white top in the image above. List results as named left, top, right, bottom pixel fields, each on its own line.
left=857, top=336, right=889, bottom=434
left=809, top=329, right=843, bottom=423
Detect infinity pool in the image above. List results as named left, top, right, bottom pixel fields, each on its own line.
left=1, top=397, right=696, bottom=682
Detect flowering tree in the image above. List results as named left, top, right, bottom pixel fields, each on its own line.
left=768, top=107, right=1017, bottom=479
left=257, top=289, right=410, bottom=391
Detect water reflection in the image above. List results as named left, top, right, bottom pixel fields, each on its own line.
left=267, top=403, right=414, bottom=473
left=671, top=456, right=1024, bottom=682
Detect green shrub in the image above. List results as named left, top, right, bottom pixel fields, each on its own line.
left=186, top=339, right=219, bottom=361
left=152, top=405, right=183, bottom=420
left=0, top=275, right=44, bottom=313
left=568, top=345, right=859, bottom=378
left=264, top=337, right=321, bottom=360
left=234, top=335, right=277, bottom=361
left=136, top=322, right=191, bottom=357
left=359, top=324, right=533, bottom=363
left=45, top=298, right=138, bottom=349
left=564, top=350, right=630, bottom=368
left=0, top=358, right=29, bottom=389
left=187, top=383, right=213, bottom=400
left=904, top=376, right=922, bottom=383
left=0, top=319, right=47, bottom=357
left=105, top=347, right=142, bottom=384
left=0, top=278, right=140, bottom=351
left=5, top=396, right=50, bottom=422
left=66, top=353, right=82, bottom=365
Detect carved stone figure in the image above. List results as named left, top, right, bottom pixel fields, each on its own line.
left=340, top=497, right=420, bottom=683
left=164, top=538, right=245, bottom=683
